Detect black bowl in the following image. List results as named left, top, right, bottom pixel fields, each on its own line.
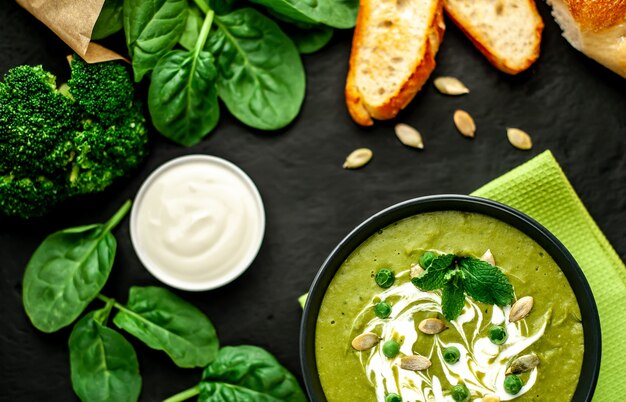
left=300, top=195, right=601, bottom=401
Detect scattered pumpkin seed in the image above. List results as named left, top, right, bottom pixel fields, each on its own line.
left=506, top=353, right=540, bottom=375
left=394, top=123, right=424, bottom=149
left=418, top=318, right=447, bottom=334
left=434, top=76, right=470, bottom=95
left=410, top=263, right=425, bottom=278
left=343, top=148, right=373, bottom=169
left=480, top=249, right=495, bottom=266
left=351, top=332, right=380, bottom=351
left=453, top=109, right=476, bottom=138
left=509, top=296, right=534, bottom=322
left=400, top=355, right=432, bottom=371
left=483, top=394, right=501, bottom=402
left=507, top=128, right=532, bottom=150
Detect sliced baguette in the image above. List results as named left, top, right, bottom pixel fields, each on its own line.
left=346, top=0, right=445, bottom=126
left=547, top=0, right=626, bottom=78
left=444, top=0, right=544, bottom=74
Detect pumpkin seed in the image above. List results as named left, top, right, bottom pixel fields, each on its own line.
left=410, top=263, right=425, bottom=278
left=453, top=109, right=476, bottom=138
left=418, top=318, right=447, bottom=334
left=351, top=332, right=380, bottom=351
left=483, top=394, right=501, bottom=402
left=343, top=148, right=373, bottom=169
left=507, top=128, right=533, bottom=150
left=394, top=123, right=424, bottom=149
left=480, top=249, right=495, bottom=266
left=506, top=353, right=540, bottom=375
left=509, top=296, right=534, bottom=322
left=400, top=355, right=432, bottom=371
left=434, top=77, right=470, bottom=95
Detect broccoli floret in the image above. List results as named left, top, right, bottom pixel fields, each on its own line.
left=68, top=57, right=135, bottom=126
left=0, top=56, right=148, bottom=218
left=0, top=66, right=76, bottom=175
left=0, top=175, right=64, bottom=219
left=68, top=102, right=148, bottom=195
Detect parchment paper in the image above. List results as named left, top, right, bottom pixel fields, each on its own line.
left=15, top=0, right=126, bottom=63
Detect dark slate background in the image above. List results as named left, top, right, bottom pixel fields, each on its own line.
left=1, top=1, right=624, bottom=400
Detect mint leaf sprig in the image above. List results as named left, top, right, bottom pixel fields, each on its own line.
left=411, top=252, right=515, bottom=321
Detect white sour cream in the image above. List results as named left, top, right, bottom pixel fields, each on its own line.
left=130, top=155, right=265, bottom=291
left=353, top=272, right=548, bottom=401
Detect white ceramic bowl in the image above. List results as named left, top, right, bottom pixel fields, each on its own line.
left=130, top=155, right=265, bottom=291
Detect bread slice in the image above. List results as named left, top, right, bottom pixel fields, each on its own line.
left=345, top=0, right=445, bottom=126
left=443, top=0, right=544, bottom=74
left=547, top=0, right=626, bottom=78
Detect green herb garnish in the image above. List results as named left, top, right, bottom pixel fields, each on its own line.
left=412, top=252, right=515, bottom=321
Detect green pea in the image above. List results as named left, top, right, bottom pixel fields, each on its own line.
left=374, top=302, right=392, bottom=319
left=419, top=251, right=435, bottom=269
left=488, top=325, right=508, bottom=345
left=385, top=393, right=402, bottom=402
left=504, top=374, right=523, bottom=395
left=450, top=384, right=470, bottom=402
left=375, top=269, right=395, bottom=288
left=382, top=340, right=400, bottom=358
left=443, top=346, right=461, bottom=364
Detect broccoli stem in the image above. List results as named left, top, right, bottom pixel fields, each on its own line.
left=101, top=199, right=132, bottom=234
left=162, top=385, right=200, bottom=402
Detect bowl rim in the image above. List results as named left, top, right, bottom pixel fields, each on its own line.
left=300, top=194, right=601, bottom=402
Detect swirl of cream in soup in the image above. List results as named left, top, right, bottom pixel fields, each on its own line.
left=352, top=271, right=547, bottom=401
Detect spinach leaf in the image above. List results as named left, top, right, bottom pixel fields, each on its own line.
left=149, top=11, right=220, bottom=146
left=69, top=301, right=141, bottom=402
left=123, top=0, right=188, bottom=81
left=207, top=8, right=305, bottom=130
left=199, top=346, right=306, bottom=402
left=92, top=0, right=124, bottom=40
left=22, top=201, right=131, bottom=333
left=249, top=0, right=358, bottom=29
left=208, top=0, right=237, bottom=15
left=179, top=5, right=204, bottom=51
left=288, top=24, right=333, bottom=54
left=113, top=286, right=219, bottom=368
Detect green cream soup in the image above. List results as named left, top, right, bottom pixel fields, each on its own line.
left=316, top=211, right=583, bottom=402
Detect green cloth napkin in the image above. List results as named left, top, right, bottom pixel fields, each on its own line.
left=473, top=150, right=626, bottom=401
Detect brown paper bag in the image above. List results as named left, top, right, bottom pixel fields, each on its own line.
left=16, top=0, right=127, bottom=63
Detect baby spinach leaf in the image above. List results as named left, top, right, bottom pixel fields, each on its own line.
left=287, top=24, right=333, bottom=54
left=69, top=303, right=141, bottom=402
left=92, top=0, right=124, bottom=40
left=149, top=11, right=220, bottom=146
left=199, top=346, right=306, bottom=402
left=179, top=5, right=204, bottom=51
left=460, top=258, right=515, bottom=306
left=148, top=51, right=219, bottom=146
left=249, top=0, right=358, bottom=28
left=22, top=201, right=131, bottom=333
left=208, top=0, right=237, bottom=15
left=207, top=8, right=305, bottom=130
left=123, top=0, right=188, bottom=81
left=113, top=286, right=219, bottom=368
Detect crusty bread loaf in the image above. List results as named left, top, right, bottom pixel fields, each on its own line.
left=345, top=0, right=445, bottom=126
left=547, top=0, right=626, bottom=78
left=443, top=0, right=544, bottom=75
